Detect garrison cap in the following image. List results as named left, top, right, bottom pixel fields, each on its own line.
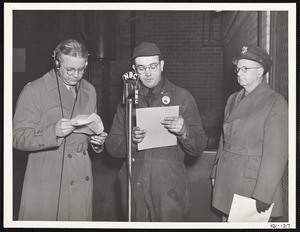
left=131, top=42, right=161, bottom=60
left=233, top=45, right=272, bottom=74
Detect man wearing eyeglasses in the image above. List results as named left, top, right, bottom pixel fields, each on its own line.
left=106, top=42, right=208, bottom=221
left=13, top=39, right=107, bottom=220
left=210, top=45, right=288, bottom=222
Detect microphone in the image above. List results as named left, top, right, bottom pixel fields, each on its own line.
left=122, top=71, right=139, bottom=104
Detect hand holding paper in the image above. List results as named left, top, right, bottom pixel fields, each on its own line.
left=90, top=132, right=107, bottom=146
left=256, top=199, right=271, bottom=213
left=71, top=113, right=104, bottom=135
left=55, top=118, right=77, bottom=138
left=132, top=127, right=146, bottom=144
left=228, top=194, right=274, bottom=222
left=161, top=115, right=187, bottom=139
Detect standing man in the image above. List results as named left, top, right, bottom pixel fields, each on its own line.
left=13, top=39, right=107, bottom=221
left=106, top=42, right=207, bottom=221
left=211, top=45, right=288, bottom=221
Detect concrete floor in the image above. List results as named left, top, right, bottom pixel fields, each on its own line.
left=13, top=149, right=221, bottom=222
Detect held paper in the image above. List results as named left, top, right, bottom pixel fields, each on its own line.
left=228, top=194, right=274, bottom=222
left=71, top=113, right=104, bottom=135
left=136, top=106, right=179, bottom=150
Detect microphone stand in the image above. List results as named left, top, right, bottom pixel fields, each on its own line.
left=122, top=72, right=138, bottom=222
left=125, top=97, right=133, bottom=222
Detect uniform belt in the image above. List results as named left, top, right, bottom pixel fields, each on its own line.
left=224, top=143, right=262, bottom=156
left=76, top=141, right=88, bottom=152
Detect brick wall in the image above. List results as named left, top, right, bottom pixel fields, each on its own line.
left=222, top=11, right=259, bottom=101
left=109, top=11, right=224, bottom=142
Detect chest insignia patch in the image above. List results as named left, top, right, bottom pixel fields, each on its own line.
left=162, top=95, right=170, bottom=105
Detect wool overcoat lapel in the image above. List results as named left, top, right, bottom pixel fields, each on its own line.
left=43, top=70, right=90, bottom=118
left=225, top=81, right=274, bottom=123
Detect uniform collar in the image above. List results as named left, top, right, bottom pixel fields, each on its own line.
left=140, top=77, right=165, bottom=96
left=139, top=77, right=176, bottom=96
left=225, top=81, right=274, bottom=123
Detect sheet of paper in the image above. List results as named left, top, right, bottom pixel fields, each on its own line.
left=228, top=194, right=274, bottom=222
left=71, top=113, right=104, bottom=135
left=136, top=106, right=179, bottom=150
left=71, top=113, right=100, bottom=126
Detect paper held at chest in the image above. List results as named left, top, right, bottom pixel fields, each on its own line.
left=71, top=113, right=104, bottom=135
left=136, top=105, right=179, bottom=150
left=228, top=194, right=274, bottom=222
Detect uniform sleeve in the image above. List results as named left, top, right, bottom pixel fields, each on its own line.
left=178, top=94, right=208, bottom=156
left=13, top=84, right=60, bottom=151
left=252, top=97, right=288, bottom=204
left=105, top=102, right=129, bottom=158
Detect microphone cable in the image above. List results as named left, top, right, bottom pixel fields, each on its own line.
left=55, top=70, right=81, bottom=220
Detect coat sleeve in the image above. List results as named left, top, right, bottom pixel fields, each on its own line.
left=13, top=84, right=59, bottom=151
left=177, top=93, right=208, bottom=156
left=252, top=97, right=288, bottom=204
left=105, top=102, right=132, bottom=158
left=210, top=94, right=234, bottom=179
left=210, top=134, right=224, bottom=179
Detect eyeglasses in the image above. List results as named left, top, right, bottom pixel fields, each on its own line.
left=135, top=63, right=159, bottom=74
left=62, top=66, right=86, bottom=76
left=235, top=66, right=261, bottom=73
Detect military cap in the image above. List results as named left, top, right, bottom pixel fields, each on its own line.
left=233, top=45, right=272, bottom=74
left=131, top=42, right=161, bottom=60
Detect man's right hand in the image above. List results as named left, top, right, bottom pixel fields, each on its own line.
left=55, top=118, right=77, bottom=138
left=132, top=127, right=146, bottom=144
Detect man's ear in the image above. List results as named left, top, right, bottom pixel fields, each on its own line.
left=257, top=67, right=264, bottom=77
left=160, top=60, right=165, bottom=72
left=132, top=64, right=136, bottom=72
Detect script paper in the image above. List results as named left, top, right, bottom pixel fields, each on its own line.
left=136, top=106, right=179, bottom=150
left=71, top=113, right=104, bottom=135
left=228, top=194, right=274, bottom=222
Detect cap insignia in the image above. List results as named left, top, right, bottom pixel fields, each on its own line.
left=241, top=46, right=248, bottom=54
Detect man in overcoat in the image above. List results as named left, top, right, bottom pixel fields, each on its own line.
left=211, top=45, right=288, bottom=221
left=13, top=39, right=107, bottom=221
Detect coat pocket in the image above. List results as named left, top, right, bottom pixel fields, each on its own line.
left=244, top=156, right=261, bottom=180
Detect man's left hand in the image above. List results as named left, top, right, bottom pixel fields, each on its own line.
left=255, top=199, right=271, bottom=213
left=90, top=132, right=107, bottom=146
left=161, top=116, right=187, bottom=139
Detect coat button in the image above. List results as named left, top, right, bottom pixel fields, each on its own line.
left=86, top=176, right=89, bottom=181
left=68, top=153, right=72, bottom=158
left=132, top=158, right=135, bottom=163
left=70, top=180, right=75, bottom=185
left=222, top=157, right=226, bottom=162
left=83, top=151, right=86, bottom=156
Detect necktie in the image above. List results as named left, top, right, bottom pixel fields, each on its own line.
left=145, top=88, right=155, bottom=106
left=69, top=86, right=77, bottom=98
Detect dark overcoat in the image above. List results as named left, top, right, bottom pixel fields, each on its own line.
left=211, top=81, right=288, bottom=217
